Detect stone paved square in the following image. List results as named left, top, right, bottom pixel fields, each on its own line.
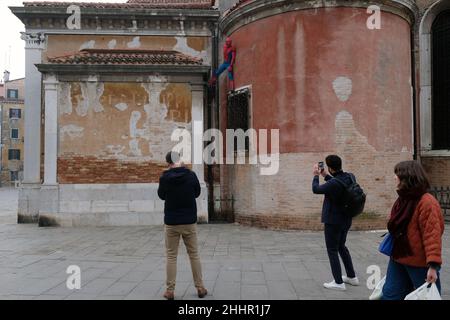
left=0, top=194, right=448, bottom=300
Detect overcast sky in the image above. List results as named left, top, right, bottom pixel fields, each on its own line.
left=0, top=0, right=126, bottom=81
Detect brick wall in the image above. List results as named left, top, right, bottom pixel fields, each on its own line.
left=421, top=157, right=450, bottom=187
left=58, top=156, right=167, bottom=184
left=221, top=151, right=411, bottom=231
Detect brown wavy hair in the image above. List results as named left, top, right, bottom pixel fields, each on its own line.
left=394, top=160, right=430, bottom=192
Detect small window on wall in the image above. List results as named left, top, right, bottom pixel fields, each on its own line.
left=227, top=89, right=251, bottom=151
left=8, top=149, right=20, bottom=160
left=7, top=89, right=18, bottom=99
left=11, top=128, right=19, bottom=139
left=9, top=108, right=21, bottom=119
left=432, top=10, right=450, bottom=150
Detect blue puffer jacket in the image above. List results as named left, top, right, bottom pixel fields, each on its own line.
left=312, top=171, right=354, bottom=225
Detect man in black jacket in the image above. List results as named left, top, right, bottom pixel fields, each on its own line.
left=312, top=155, right=359, bottom=291
left=158, top=151, right=207, bottom=300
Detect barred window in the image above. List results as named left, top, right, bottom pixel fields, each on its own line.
left=432, top=10, right=450, bottom=149
left=227, top=89, right=250, bottom=151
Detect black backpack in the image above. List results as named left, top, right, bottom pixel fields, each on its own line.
left=334, top=173, right=366, bottom=218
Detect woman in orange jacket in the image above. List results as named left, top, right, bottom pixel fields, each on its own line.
left=382, top=160, right=444, bottom=300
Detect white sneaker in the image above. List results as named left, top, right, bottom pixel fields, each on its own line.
left=342, top=276, right=360, bottom=286
left=323, top=280, right=346, bottom=291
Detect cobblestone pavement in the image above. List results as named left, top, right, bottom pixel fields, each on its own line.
left=0, top=221, right=448, bottom=300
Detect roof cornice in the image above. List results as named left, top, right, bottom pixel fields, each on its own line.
left=10, top=4, right=220, bottom=31
left=36, top=63, right=210, bottom=75
left=220, top=0, right=418, bottom=35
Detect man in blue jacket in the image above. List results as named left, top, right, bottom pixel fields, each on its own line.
left=158, top=151, right=207, bottom=300
left=312, top=155, right=359, bottom=291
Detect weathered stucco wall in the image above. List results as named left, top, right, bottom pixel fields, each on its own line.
left=220, top=7, right=414, bottom=230
left=227, top=7, right=413, bottom=153
left=57, top=80, right=192, bottom=183
left=46, top=35, right=210, bottom=64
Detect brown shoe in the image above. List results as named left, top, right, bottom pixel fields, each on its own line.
left=197, top=287, right=208, bottom=298
left=163, top=290, right=174, bottom=300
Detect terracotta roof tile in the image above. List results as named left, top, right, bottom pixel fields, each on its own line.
left=23, top=0, right=215, bottom=10
left=47, top=49, right=204, bottom=66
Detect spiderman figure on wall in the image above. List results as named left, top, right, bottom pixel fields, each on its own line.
left=208, top=37, right=236, bottom=92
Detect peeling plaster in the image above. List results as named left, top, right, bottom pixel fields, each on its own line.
left=75, top=83, right=105, bottom=116
left=59, top=81, right=192, bottom=162
left=175, top=37, right=207, bottom=61
left=106, top=145, right=126, bottom=157
left=127, top=36, right=141, bottom=48
left=108, top=39, right=117, bottom=49
left=59, top=83, right=73, bottom=115
left=130, top=111, right=143, bottom=138
left=115, top=103, right=128, bottom=111
left=61, top=124, right=84, bottom=140
left=335, top=110, right=377, bottom=153
left=129, top=139, right=142, bottom=157
left=332, top=76, right=352, bottom=102
left=80, top=40, right=95, bottom=50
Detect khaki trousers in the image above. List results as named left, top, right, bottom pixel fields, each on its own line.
left=165, top=223, right=204, bottom=291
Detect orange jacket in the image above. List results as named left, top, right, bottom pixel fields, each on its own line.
left=395, top=193, right=444, bottom=268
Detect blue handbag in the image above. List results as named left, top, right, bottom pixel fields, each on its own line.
left=378, top=232, right=393, bottom=256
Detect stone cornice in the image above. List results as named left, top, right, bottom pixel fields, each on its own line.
left=10, top=5, right=220, bottom=34
left=220, top=0, right=418, bottom=35
left=36, top=63, right=211, bottom=75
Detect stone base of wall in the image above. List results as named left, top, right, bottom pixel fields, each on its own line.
left=235, top=213, right=388, bottom=231
left=17, top=183, right=41, bottom=224
left=21, top=183, right=208, bottom=227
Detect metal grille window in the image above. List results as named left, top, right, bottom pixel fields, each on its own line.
left=9, top=108, right=21, bottom=119
left=11, top=128, right=19, bottom=139
left=8, top=149, right=20, bottom=160
left=227, top=89, right=250, bottom=151
left=432, top=10, right=450, bottom=150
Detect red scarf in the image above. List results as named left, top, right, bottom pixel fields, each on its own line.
left=388, top=188, right=426, bottom=259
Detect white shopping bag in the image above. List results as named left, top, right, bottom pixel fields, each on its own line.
left=369, top=275, right=386, bottom=300
left=404, top=282, right=442, bottom=300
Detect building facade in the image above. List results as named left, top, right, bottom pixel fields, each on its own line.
left=415, top=0, right=450, bottom=188
left=0, top=75, right=25, bottom=186
left=10, top=0, right=450, bottom=229
left=11, top=0, right=219, bottom=226
left=217, top=0, right=450, bottom=230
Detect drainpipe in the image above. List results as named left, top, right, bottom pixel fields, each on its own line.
left=207, top=20, right=220, bottom=220
left=411, top=21, right=418, bottom=161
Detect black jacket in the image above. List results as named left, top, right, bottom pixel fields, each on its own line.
left=312, top=171, right=354, bottom=225
left=157, top=167, right=201, bottom=225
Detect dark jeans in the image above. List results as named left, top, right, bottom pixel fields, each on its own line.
left=324, top=222, right=356, bottom=284
left=382, top=258, right=441, bottom=300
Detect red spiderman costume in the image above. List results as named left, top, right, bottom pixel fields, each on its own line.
left=209, top=37, right=236, bottom=91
